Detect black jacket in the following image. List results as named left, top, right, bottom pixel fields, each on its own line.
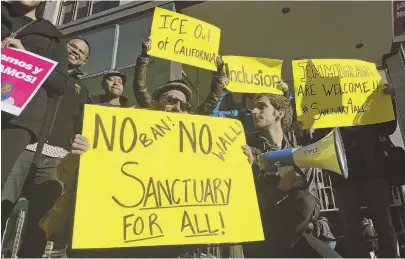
left=46, top=71, right=88, bottom=151
left=247, top=132, right=316, bottom=207
left=1, top=2, right=68, bottom=140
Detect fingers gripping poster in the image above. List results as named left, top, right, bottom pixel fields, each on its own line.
left=72, top=105, right=264, bottom=249
left=293, top=59, right=395, bottom=129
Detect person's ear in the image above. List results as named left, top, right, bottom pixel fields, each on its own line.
left=275, top=109, right=285, bottom=122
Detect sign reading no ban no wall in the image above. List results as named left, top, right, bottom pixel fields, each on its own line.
left=72, top=105, right=264, bottom=249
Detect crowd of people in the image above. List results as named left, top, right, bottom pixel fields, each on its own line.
left=1, top=1, right=404, bottom=258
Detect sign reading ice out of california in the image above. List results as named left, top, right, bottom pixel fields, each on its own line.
left=148, top=7, right=221, bottom=71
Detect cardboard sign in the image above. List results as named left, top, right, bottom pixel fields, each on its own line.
left=393, top=1, right=405, bottom=42
left=149, top=7, right=221, bottom=71
left=72, top=105, right=264, bottom=249
left=222, top=56, right=284, bottom=94
left=293, top=59, right=395, bottom=129
left=1, top=48, right=58, bottom=116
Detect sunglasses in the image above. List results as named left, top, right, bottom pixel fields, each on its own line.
left=161, top=94, right=191, bottom=111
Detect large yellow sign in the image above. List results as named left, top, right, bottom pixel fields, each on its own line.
left=72, top=105, right=264, bottom=249
left=223, top=56, right=284, bottom=94
left=149, top=7, right=221, bottom=71
left=293, top=59, right=395, bottom=129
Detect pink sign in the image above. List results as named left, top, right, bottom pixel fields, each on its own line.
left=1, top=47, right=58, bottom=116
left=393, top=1, right=405, bottom=42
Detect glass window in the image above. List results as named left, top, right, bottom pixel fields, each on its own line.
left=91, top=0, right=106, bottom=15
left=106, top=1, right=120, bottom=10
left=182, top=65, right=213, bottom=107
left=60, top=2, right=75, bottom=24
left=115, top=15, right=153, bottom=68
left=92, top=0, right=118, bottom=15
left=76, top=1, right=90, bottom=20
left=79, top=26, right=116, bottom=75
left=81, top=74, right=104, bottom=99
left=59, top=0, right=121, bottom=25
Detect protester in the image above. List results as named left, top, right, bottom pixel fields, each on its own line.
left=1, top=1, right=69, bottom=189
left=206, top=78, right=304, bottom=138
left=312, top=88, right=399, bottom=258
left=42, top=80, right=192, bottom=257
left=42, top=75, right=257, bottom=258
left=91, top=69, right=130, bottom=107
left=241, top=93, right=320, bottom=257
left=1, top=37, right=90, bottom=258
left=150, top=79, right=192, bottom=113
left=133, top=38, right=227, bottom=115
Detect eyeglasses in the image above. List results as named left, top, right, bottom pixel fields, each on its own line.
left=161, top=94, right=191, bottom=111
left=67, top=42, right=88, bottom=59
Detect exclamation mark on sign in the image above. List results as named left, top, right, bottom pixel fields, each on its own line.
left=31, top=77, right=37, bottom=84
left=167, top=116, right=175, bottom=127
left=372, top=80, right=379, bottom=93
left=219, top=211, right=225, bottom=235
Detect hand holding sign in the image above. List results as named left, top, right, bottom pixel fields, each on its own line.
left=2, top=38, right=25, bottom=50
left=72, top=106, right=263, bottom=249
left=149, top=7, right=221, bottom=71
left=71, top=134, right=90, bottom=155
left=142, top=37, right=152, bottom=57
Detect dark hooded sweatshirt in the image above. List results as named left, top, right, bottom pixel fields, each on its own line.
left=45, top=70, right=89, bottom=152
left=1, top=2, right=68, bottom=140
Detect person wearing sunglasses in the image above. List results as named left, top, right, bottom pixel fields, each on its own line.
left=151, top=80, right=192, bottom=113
left=132, top=38, right=226, bottom=116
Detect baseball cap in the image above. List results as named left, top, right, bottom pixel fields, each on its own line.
left=152, top=80, right=192, bottom=103
left=102, top=69, right=127, bottom=85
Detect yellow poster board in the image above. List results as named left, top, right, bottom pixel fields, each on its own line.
left=292, top=59, right=395, bottom=129
left=72, top=105, right=264, bottom=249
left=223, top=56, right=284, bottom=94
left=149, top=7, right=221, bottom=71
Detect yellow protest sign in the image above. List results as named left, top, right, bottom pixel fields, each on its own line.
left=292, top=59, right=395, bottom=129
left=72, top=105, right=264, bottom=249
left=223, top=56, right=284, bottom=94
left=149, top=7, right=221, bottom=71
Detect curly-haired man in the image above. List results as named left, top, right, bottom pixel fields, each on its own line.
left=242, top=93, right=319, bottom=257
